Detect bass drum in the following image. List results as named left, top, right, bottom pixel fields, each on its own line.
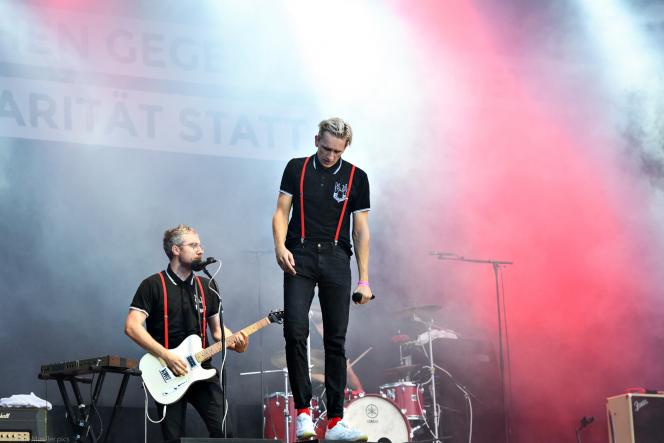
left=315, top=394, right=411, bottom=443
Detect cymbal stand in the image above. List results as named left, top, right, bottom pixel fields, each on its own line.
left=426, top=317, right=441, bottom=443
left=241, top=368, right=291, bottom=443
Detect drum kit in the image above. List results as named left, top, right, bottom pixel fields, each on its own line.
left=242, top=304, right=457, bottom=443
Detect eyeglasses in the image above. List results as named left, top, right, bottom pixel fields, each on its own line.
left=180, top=242, right=204, bottom=251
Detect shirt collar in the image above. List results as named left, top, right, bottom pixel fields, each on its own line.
left=166, top=264, right=195, bottom=286
left=312, top=154, right=343, bottom=175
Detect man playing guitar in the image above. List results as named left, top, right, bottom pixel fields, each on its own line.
left=125, top=224, right=248, bottom=441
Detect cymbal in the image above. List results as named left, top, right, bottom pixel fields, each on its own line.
left=270, top=350, right=325, bottom=370
left=392, top=304, right=442, bottom=316
left=383, top=364, right=421, bottom=379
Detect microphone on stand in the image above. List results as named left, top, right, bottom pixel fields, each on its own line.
left=192, top=256, right=218, bottom=272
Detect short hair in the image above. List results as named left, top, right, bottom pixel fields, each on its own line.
left=163, top=224, right=197, bottom=259
left=318, top=117, right=353, bottom=147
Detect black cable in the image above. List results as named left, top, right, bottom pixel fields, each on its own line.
left=205, top=269, right=228, bottom=437
left=86, top=372, right=103, bottom=443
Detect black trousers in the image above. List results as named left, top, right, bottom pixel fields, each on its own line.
left=155, top=374, right=227, bottom=441
left=283, top=241, right=351, bottom=418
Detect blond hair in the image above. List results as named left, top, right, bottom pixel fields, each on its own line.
left=163, top=224, right=197, bottom=259
left=318, top=117, right=353, bottom=147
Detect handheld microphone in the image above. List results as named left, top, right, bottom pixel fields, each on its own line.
left=192, top=257, right=218, bottom=272
left=352, top=292, right=376, bottom=303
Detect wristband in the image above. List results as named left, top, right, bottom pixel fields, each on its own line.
left=357, top=281, right=369, bottom=287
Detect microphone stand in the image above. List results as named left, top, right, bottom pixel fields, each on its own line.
left=575, top=416, right=594, bottom=443
left=430, top=252, right=513, bottom=443
left=202, top=267, right=228, bottom=437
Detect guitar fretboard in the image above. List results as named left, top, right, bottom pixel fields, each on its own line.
left=195, top=317, right=272, bottom=363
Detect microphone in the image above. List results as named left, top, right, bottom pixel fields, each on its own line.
left=352, top=292, right=376, bottom=303
left=192, top=257, right=218, bottom=272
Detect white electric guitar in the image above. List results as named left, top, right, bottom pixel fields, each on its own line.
left=140, top=309, right=284, bottom=404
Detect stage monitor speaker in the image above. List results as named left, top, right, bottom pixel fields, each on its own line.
left=0, top=408, right=47, bottom=441
left=607, top=393, right=664, bottom=442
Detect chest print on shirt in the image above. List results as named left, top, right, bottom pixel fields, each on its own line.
left=333, top=181, right=348, bottom=203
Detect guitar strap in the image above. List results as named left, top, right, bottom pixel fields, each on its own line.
left=158, top=271, right=207, bottom=350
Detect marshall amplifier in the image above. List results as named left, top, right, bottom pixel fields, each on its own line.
left=607, top=393, right=664, bottom=442
left=0, top=408, right=47, bottom=441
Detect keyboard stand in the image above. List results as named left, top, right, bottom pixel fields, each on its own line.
left=39, top=365, right=141, bottom=442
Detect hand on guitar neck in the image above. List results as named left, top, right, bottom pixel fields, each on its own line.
left=225, top=331, right=249, bottom=353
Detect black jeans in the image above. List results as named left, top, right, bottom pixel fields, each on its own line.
left=283, top=241, right=352, bottom=418
left=155, top=375, right=228, bottom=441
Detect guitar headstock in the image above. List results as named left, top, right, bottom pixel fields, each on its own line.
left=268, top=309, right=285, bottom=324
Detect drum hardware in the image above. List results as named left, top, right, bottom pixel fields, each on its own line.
left=419, top=317, right=442, bottom=443
left=240, top=368, right=293, bottom=443
left=263, top=392, right=320, bottom=442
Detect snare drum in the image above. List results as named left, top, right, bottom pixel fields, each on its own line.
left=379, top=382, right=424, bottom=420
left=263, top=392, right=319, bottom=441
left=315, top=394, right=411, bottom=443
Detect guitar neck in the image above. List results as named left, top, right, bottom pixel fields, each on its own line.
left=195, top=316, right=272, bottom=363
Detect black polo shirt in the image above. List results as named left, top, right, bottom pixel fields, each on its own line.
left=280, top=154, right=370, bottom=254
left=130, top=265, right=220, bottom=351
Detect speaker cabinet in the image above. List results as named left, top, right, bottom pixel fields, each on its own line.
left=0, top=408, right=47, bottom=441
left=607, top=393, right=664, bottom=442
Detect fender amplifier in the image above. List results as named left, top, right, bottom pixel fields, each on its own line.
left=607, top=393, right=664, bottom=442
left=0, top=408, right=47, bottom=441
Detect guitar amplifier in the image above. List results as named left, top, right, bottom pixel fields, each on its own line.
left=0, top=408, right=47, bottom=441
left=607, top=393, right=664, bottom=442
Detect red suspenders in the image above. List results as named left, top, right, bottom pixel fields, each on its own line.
left=158, top=272, right=169, bottom=349
left=334, top=165, right=356, bottom=244
left=299, top=156, right=311, bottom=243
left=158, top=271, right=207, bottom=350
left=299, top=156, right=356, bottom=245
